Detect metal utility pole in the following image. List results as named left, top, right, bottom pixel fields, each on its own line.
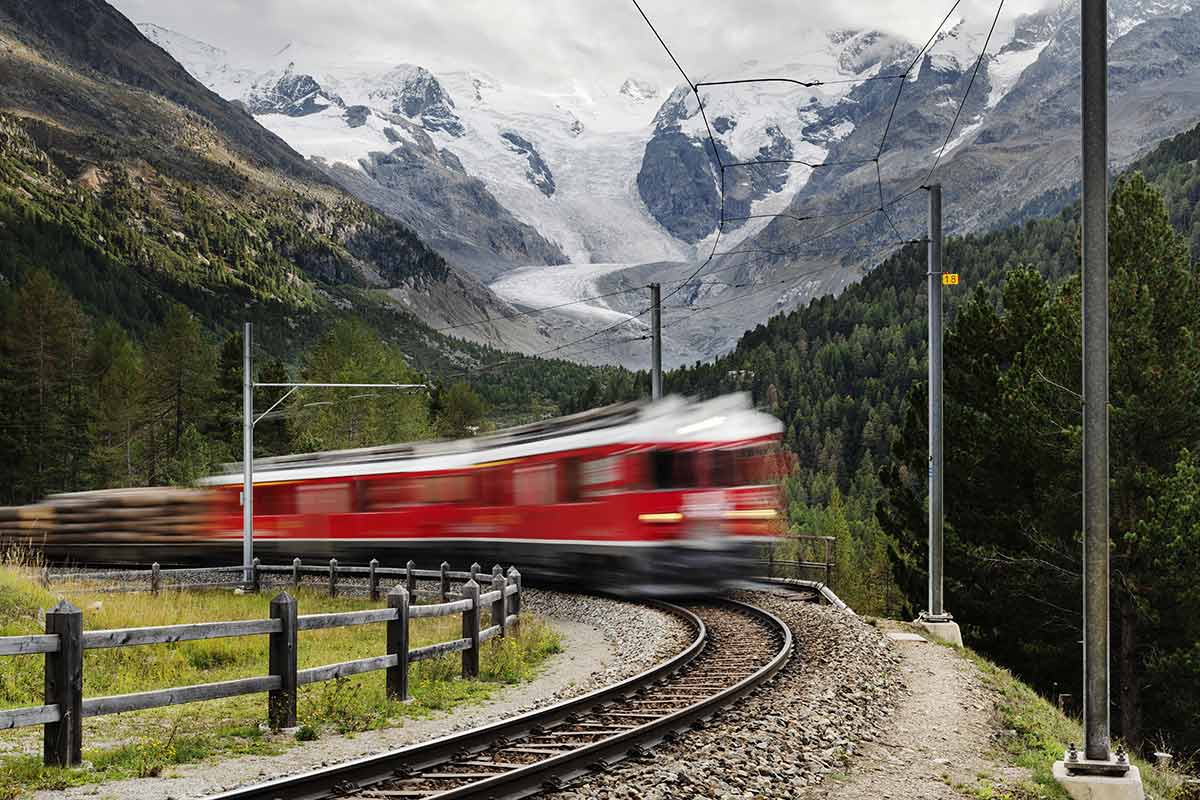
left=242, top=322, right=254, bottom=584
left=650, top=283, right=663, bottom=400
left=240, top=319, right=425, bottom=582
left=1080, top=0, right=1113, bottom=766
left=926, top=183, right=947, bottom=620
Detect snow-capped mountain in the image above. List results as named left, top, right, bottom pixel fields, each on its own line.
left=137, top=0, right=1200, bottom=368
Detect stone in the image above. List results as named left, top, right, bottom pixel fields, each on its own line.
left=1053, top=761, right=1145, bottom=800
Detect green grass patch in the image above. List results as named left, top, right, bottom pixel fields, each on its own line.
left=0, top=564, right=561, bottom=797
left=951, top=643, right=1193, bottom=800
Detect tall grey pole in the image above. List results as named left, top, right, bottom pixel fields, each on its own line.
left=927, top=184, right=946, bottom=619
left=1081, top=0, right=1111, bottom=764
left=242, top=322, right=254, bottom=584
left=650, top=283, right=663, bottom=400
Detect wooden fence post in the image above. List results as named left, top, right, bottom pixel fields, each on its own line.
left=440, top=561, right=450, bottom=602
left=292, top=557, right=301, bottom=589
left=39, top=565, right=50, bottom=589
left=470, top=562, right=481, bottom=585
left=405, top=559, right=416, bottom=598
left=491, top=570, right=506, bottom=639
left=268, top=593, right=298, bottom=729
left=251, top=557, right=261, bottom=593
left=507, top=567, right=522, bottom=632
left=151, top=562, right=161, bottom=596
left=43, top=600, right=82, bottom=767
left=368, top=558, right=380, bottom=602
left=328, top=558, right=338, bottom=598
left=461, top=579, right=480, bottom=679
left=386, top=586, right=409, bottom=701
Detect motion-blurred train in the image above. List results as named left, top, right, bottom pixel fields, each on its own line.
left=10, top=395, right=785, bottom=592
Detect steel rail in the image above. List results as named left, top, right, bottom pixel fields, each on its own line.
left=209, top=599, right=792, bottom=800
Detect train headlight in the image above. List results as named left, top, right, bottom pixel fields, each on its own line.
left=639, top=512, right=684, bottom=523
left=724, top=509, right=779, bottom=520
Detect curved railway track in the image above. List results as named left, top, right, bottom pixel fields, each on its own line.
left=211, top=598, right=792, bottom=800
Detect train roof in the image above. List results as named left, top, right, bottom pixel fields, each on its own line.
left=202, top=393, right=782, bottom=486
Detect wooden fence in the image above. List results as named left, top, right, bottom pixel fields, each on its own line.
left=756, top=534, right=836, bottom=587
left=0, top=561, right=523, bottom=768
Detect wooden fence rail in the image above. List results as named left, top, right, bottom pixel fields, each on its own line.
left=0, top=561, right=524, bottom=768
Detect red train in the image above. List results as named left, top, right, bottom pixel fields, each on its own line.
left=202, top=394, right=786, bottom=593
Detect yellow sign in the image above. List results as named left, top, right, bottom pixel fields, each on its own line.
left=942, top=273, right=960, bottom=285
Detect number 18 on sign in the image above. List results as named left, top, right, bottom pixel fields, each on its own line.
left=942, top=273, right=960, bottom=286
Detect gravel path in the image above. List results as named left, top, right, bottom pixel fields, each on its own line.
left=802, top=621, right=1028, bottom=800
left=31, top=591, right=691, bottom=800
left=552, top=590, right=903, bottom=799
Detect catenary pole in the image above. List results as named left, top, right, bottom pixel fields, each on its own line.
left=927, top=183, right=946, bottom=619
left=1081, top=0, right=1111, bottom=764
left=650, top=283, right=663, bottom=400
left=242, top=321, right=254, bottom=584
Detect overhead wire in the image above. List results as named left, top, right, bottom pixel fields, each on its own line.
left=450, top=0, right=989, bottom=375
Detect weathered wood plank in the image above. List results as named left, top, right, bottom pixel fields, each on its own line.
left=81, top=675, right=280, bottom=717
left=408, top=638, right=472, bottom=662
left=504, top=584, right=519, bottom=597
left=0, top=634, right=59, bottom=656
left=82, top=618, right=280, bottom=650
left=296, top=608, right=397, bottom=631
left=479, top=624, right=501, bottom=643
left=408, top=598, right=472, bottom=619
left=0, top=703, right=60, bottom=730
left=478, top=589, right=502, bottom=604
left=297, top=654, right=397, bottom=686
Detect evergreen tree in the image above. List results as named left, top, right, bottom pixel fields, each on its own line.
left=89, top=320, right=145, bottom=488
left=288, top=319, right=431, bottom=452
left=879, top=175, right=1200, bottom=752
left=0, top=270, right=93, bottom=503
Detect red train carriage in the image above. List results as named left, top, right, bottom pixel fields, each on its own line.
left=202, top=394, right=785, bottom=593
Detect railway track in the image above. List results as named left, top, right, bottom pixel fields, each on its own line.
left=211, top=598, right=792, bottom=800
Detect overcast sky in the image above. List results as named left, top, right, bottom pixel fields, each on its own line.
left=110, top=0, right=1054, bottom=89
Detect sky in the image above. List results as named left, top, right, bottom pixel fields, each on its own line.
left=110, top=0, right=1055, bottom=91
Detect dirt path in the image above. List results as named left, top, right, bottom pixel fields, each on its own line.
left=810, top=622, right=1027, bottom=799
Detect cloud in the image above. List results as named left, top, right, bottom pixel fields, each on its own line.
left=111, top=0, right=1055, bottom=91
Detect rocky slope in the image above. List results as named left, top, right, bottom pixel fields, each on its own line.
left=0, top=0, right=549, bottom=354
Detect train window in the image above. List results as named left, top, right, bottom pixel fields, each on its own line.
left=650, top=450, right=700, bottom=489
left=254, top=484, right=294, bottom=515
left=480, top=467, right=511, bottom=505
left=366, top=477, right=421, bottom=510
left=421, top=474, right=474, bottom=504
left=295, top=482, right=352, bottom=515
left=562, top=458, right=583, bottom=503
left=514, top=463, right=556, bottom=505
left=710, top=450, right=737, bottom=487
left=582, top=456, right=620, bottom=486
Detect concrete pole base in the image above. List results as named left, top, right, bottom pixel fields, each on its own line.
left=915, top=619, right=963, bottom=647
left=1053, top=762, right=1144, bottom=800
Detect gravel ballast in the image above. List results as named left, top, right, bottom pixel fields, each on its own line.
left=552, top=589, right=903, bottom=800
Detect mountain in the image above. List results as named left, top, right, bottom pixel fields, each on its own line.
left=0, top=0, right=558, bottom=357
left=138, top=1, right=1200, bottom=370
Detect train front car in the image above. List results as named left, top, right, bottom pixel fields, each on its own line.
left=617, top=394, right=784, bottom=594
left=201, top=393, right=784, bottom=594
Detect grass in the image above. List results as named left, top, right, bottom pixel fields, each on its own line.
left=929, top=637, right=1195, bottom=800
left=0, top=562, right=561, bottom=797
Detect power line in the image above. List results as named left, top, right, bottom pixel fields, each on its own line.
left=921, top=0, right=1006, bottom=188
left=453, top=0, right=988, bottom=376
